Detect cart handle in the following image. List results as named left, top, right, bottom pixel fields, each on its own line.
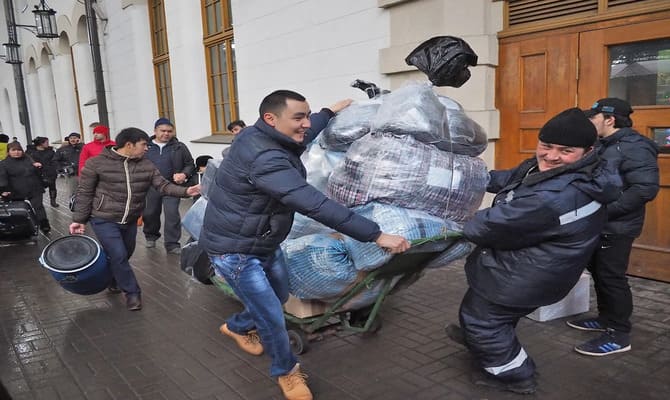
left=410, top=231, right=463, bottom=247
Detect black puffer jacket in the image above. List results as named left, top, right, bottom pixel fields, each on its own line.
left=597, top=127, right=659, bottom=237
left=25, top=145, right=58, bottom=181
left=0, top=155, right=45, bottom=199
left=201, top=109, right=381, bottom=257
left=464, top=151, right=622, bottom=308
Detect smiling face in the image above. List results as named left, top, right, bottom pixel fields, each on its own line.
left=263, top=99, right=312, bottom=143
left=535, top=141, right=589, bottom=172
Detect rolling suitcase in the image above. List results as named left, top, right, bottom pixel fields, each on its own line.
left=0, top=199, right=39, bottom=240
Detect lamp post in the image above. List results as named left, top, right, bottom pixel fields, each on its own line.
left=2, top=0, right=58, bottom=143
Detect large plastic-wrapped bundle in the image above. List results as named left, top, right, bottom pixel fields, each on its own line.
left=200, top=158, right=222, bottom=200
left=370, top=83, right=451, bottom=149
left=341, top=203, right=462, bottom=271
left=181, top=197, right=207, bottom=240
left=286, top=213, right=332, bottom=240
left=301, top=143, right=346, bottom=193
left=318, top=99, right=382, bottom=152
left=283, top=234, right=358, bottom=300
left=327, top=132, right=488, bottom=222
left=438, top=96, right=488, bottom=157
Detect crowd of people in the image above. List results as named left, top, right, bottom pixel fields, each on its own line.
left=0, top=94, right=660, bottom=400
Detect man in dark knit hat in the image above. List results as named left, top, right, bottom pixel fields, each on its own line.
left=566, top=98, right=659, bottom=356
left=444, top=108, right=622, bottom=394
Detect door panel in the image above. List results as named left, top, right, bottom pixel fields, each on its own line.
left=497, top=34, right=579, bottom=169
left=579, top=19, right=670, bottom=282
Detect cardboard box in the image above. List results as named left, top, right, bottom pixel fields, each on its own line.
left=284, top=295, right=329, bottom=318
left=526, top=273, right=590, bottom=322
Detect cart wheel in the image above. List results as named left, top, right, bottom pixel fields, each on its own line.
left=287, top=329, right=309, bottom=355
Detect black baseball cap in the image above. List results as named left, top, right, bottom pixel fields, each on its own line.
left=583, top=98, right=633, bottom=118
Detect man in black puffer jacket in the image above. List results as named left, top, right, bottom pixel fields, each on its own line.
left=447, top=108, right=622, bottom=394
left=567, top=98, right=659, bottom=356
left=201, top=90, right=410, bottom=400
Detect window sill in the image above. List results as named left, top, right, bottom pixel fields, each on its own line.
left=190, top=134, right=234, bottom=144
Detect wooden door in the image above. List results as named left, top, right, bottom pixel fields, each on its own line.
left=496, top=33, right=579, bottom=170
left=579, top=19, right=670, bottom=282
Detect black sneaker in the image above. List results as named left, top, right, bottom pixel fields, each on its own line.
left=574, top=329, right=630, bottom=356
left=473, top=372, right=537, bottom=395
left=566, top=318, right=607, bottom=332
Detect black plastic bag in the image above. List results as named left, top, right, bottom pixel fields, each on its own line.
left=405, top=36, right=478, bottom=87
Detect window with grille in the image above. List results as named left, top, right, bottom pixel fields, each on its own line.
left=148, top=0, right=175, bottom=123
left=202, top=0, right=239, bottom=135
left=505, top=0, right=667, bottom=32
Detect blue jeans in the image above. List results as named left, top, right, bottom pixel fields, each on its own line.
left=90, top=217, right=140, bottom=295
left=210, top=249, right=297, bottom=377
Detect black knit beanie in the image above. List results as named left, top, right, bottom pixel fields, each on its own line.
left=538, top=108, right=597, bottom=148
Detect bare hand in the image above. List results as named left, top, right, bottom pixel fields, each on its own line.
left=33, top=162, right=42, bottom=168
left=375, top=233, right=411, bottom=254
left=70, top=222, right=86, bottom=235
left=186, top=184, right=201, bottom=197
left=328, top=98, right=354, bottom=114
left=173, top=172, right=187, bottom=184
left=1, top=192, right=10, bottom=197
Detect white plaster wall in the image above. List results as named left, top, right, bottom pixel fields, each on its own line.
left=163, top=0, right=212, bottom=158
left=233, top=0, right=391, bottom=124
left=51, top=53, right=80, bottom=136
left=37, top=62, right=61, bottom=140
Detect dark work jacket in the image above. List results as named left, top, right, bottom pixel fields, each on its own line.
left=0, top=155, right=45, bottom=199
left=55, top=143, right=84, bottom=174
left=597, top=127, right=659, bottom=237
left=145, top=137, right=195, bottom=186
left=464, top=151, right=622, bottom=308
left=201, top=109, right=382, bottom=257
left=25, top=145, right=58, bottom=181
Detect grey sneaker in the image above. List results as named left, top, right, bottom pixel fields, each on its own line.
left=145, top=240, right=156, bottom=248
left=167, top=247, right=181, bottom=255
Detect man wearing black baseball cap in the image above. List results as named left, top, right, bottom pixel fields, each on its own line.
left=566, top=98, right=659, bottom=356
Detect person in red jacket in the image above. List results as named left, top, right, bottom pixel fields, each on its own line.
left=78, top=125, right=115, bottom=175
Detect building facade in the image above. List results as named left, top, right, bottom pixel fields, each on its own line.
left=2, top=0, right=669, bottom=281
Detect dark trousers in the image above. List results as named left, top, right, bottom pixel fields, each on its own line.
left=46, top=179, right=57, bottom=202
left=90, top=217, right=140, bottom=295
left=27, top=192, right=47, bottom=225
left=142, top=187, right=182, bottom=250
left=459, top=288, right=537, bottom=382
left=587, top=234, right=635, bottom=333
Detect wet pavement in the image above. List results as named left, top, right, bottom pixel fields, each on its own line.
left=1, top=177, right=669, bottom=399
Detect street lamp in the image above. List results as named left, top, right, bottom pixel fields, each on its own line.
left=2, top=0, right=59, bottom=142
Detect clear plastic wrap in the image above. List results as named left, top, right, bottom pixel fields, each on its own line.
left=301, top=142, right=346, bottom=193
left=327, top=133, right=488, bottom=223
left=439, top=96, right=488, bottom=157
left=181, top=197, right=207, bottom=240
left=370, top=83, right=450, bottom=147
left=318, top=99, right=382, bottom=152
left=200, top=158, right=222, bottom=200
left=282, top=234, right=357, bottom=300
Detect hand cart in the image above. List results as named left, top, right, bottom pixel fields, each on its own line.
left=211, top=233, right=462, bottom=354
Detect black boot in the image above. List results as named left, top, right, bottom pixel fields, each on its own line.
left=39, top=220, right=51, bottom=234
left=50, top=195, right=59, bottom=208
